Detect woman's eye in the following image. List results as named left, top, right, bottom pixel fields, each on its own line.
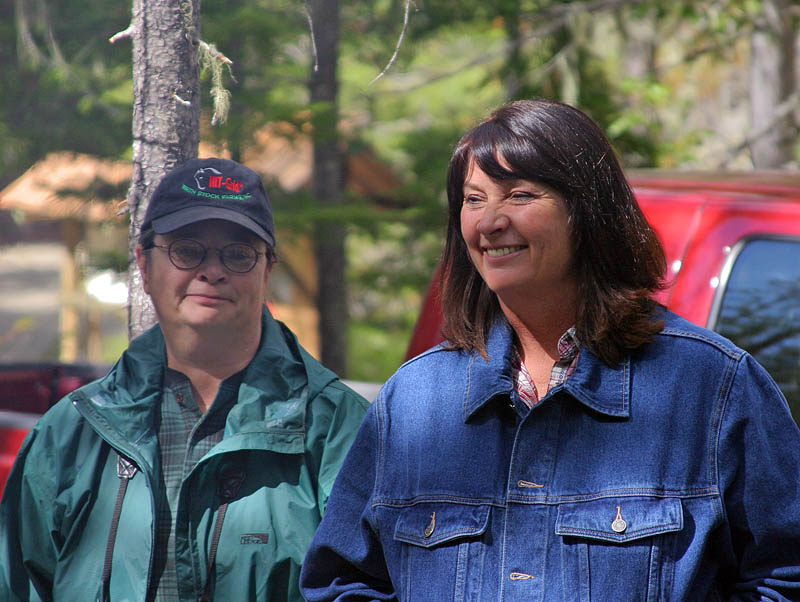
left=463, top=195, right=484, bottom=206
left=510, top=191, right=533, bottom=201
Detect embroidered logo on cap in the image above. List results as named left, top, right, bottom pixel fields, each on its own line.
left=180, top=168, right=251, bottom=201
left=193, top=167, right=244, bottom=193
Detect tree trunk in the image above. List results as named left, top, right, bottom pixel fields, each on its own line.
left=309, top=0, right=348, bottom=375
left=127, top=0, right=201, bottom=339
left=749, top=0, right=796, bottom=168
left=500, top=0, right=524, bottom=100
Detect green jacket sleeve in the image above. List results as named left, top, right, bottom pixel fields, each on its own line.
left=0, top=420, right=56, bottom=602
left=304, top=381, right=369, bottom=517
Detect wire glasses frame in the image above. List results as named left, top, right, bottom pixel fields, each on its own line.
left=149, top=239, right=266, bottom=273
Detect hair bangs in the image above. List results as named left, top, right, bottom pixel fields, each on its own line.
left=471, top=120, right=553, bottom=188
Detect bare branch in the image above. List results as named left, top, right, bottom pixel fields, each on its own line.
left=15, top=0, right=71, bottom=70
left=369, top=0, right=415, bottom=86
left=717, top=90, right=800, bottom=168
left=39, top=0, right=67, bottom=69
left=372, top=0, right=646, bottom=94
left=109, top=24, right=134, bottom=44
left=15, top=0, right=45, bottom=67
left=542, top=0, right=647, bottom=19
left=172, top=92, right=192, bottom=107
left=304, top=2, right=319, bottom=73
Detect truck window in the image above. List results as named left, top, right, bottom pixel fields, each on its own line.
left=710, top=238, right=800, bottom=425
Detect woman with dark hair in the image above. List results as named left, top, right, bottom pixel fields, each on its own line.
left=441, top=98, right=666, bottom=365
left=301, top=99, right=800, bottom=601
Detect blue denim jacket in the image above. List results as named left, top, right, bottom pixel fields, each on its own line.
left=302, top=312, right=800, bottom=601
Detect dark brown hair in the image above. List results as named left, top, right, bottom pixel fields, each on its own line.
left=440, top=98, right=666, bottom=365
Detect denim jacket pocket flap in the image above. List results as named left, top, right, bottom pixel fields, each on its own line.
left=394, top=503, right=491, bottom=548
left=555, top=497, right=683, bottom=543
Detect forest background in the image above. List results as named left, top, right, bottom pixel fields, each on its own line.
left=0, top=0, right=797, bottom=382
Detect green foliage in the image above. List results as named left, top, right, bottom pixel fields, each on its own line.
left=347, top=320, right=408, bottom=382
left=4, top=0, right=796, bottom=376
left=0, top=1, right=132, bottom=186
left=89, top=249, right=129, bottom=274
left=198, top=0, right=308, bottom=156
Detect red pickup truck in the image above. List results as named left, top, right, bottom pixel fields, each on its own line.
left=406, top=171, right=800, bottom=426
left=0, top=363, right=108, bottom=497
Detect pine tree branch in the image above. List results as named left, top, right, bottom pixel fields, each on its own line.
left=372, top=0, right=646, bottom=94
left=369, top=0, right=415, bottom=86
left=718, top=90, right=800, bottom=168
left=304, top=2, right=319, bottom=73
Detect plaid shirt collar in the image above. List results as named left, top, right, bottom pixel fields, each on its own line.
left=512, top=327, right=579, bottom=408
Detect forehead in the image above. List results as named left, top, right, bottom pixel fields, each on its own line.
left=463, top=156, right=528, bottom=189
left=159, top=220, right=262, bottom=246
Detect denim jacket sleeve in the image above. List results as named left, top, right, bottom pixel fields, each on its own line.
left=301, top=397, right=397, bottom=601
left=717, top=353, right=800, bottom=599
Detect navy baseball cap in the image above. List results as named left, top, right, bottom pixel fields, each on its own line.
left=141, top=158, right=275, bottom=247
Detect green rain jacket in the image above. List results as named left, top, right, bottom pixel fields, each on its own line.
left=0, top=307, right=369, bottom=602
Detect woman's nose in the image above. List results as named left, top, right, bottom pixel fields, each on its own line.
left=477, top=202, right=509, bottom=235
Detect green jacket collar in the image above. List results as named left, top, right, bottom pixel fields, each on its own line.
left=71, top=307, right=337, bottom=469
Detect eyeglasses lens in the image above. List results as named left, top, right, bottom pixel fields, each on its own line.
left=168, top=240, right=258, bottom=273
left=221, top=245, right=258, bottom=272
left=170, top=241, right=205, bottom=269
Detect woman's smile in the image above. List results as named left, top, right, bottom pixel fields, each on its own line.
left=484, top=245, right=527, bottom=258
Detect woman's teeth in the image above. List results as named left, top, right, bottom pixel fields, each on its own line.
left=486, top=246, right=524, bottom=257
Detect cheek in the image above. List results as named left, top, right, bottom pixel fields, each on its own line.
left=459, top=210, right=478, bottom=244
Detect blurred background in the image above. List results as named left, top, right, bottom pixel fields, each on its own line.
left=0, top=0, right=797, bottom=382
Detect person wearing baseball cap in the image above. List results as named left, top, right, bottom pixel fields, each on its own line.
left=0, top=158, right=369, bottom=602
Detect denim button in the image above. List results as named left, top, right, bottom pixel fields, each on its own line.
left=509, top=572, right=534, bottom=581
left=611, top=506, right=627, bottom=533
left=424, top=512, right=435, bottom=537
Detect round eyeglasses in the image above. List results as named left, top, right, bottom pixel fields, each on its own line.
left=150, top=239, right=265, bottom=273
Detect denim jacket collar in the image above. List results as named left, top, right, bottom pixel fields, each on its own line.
left=463, top=320, right=631, bottom=421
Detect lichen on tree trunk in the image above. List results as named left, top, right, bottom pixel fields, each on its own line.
left=126, top=0, right=201, bottom=339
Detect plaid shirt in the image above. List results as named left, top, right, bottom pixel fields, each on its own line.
left=512, top=327, right=579, bottom=408
left=150, top=369, right=242, bottom=602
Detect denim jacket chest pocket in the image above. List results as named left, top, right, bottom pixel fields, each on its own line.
left=555, top=497, right=683, bottom=602
left=391, top=502, right=492, bottom=602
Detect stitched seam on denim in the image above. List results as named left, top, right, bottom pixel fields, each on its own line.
left=372, top=496, right=503, bottom=508
left=658, top=327, right=744, bottom=360
left=709, top=354, right=738, bottom=524
left=621, top=357, right=629, bottom=413
left=557, top=522, right=681, bottom=540
left=646, top=536, right=659, bottom=602
left=464, top=354, right=476, bottom=421
left=396, top=526, right=485, bottom=543
left=499, top=478, right=510, bottom=602
left=561, top=386, right=628, bottom=417
left=710, top=355, right=735, bottom=488
left=506, top=488, right=714, bottom=504
left=373, top=394, right=387, bottom=525
left=454, top=536, right=467, bottom=601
